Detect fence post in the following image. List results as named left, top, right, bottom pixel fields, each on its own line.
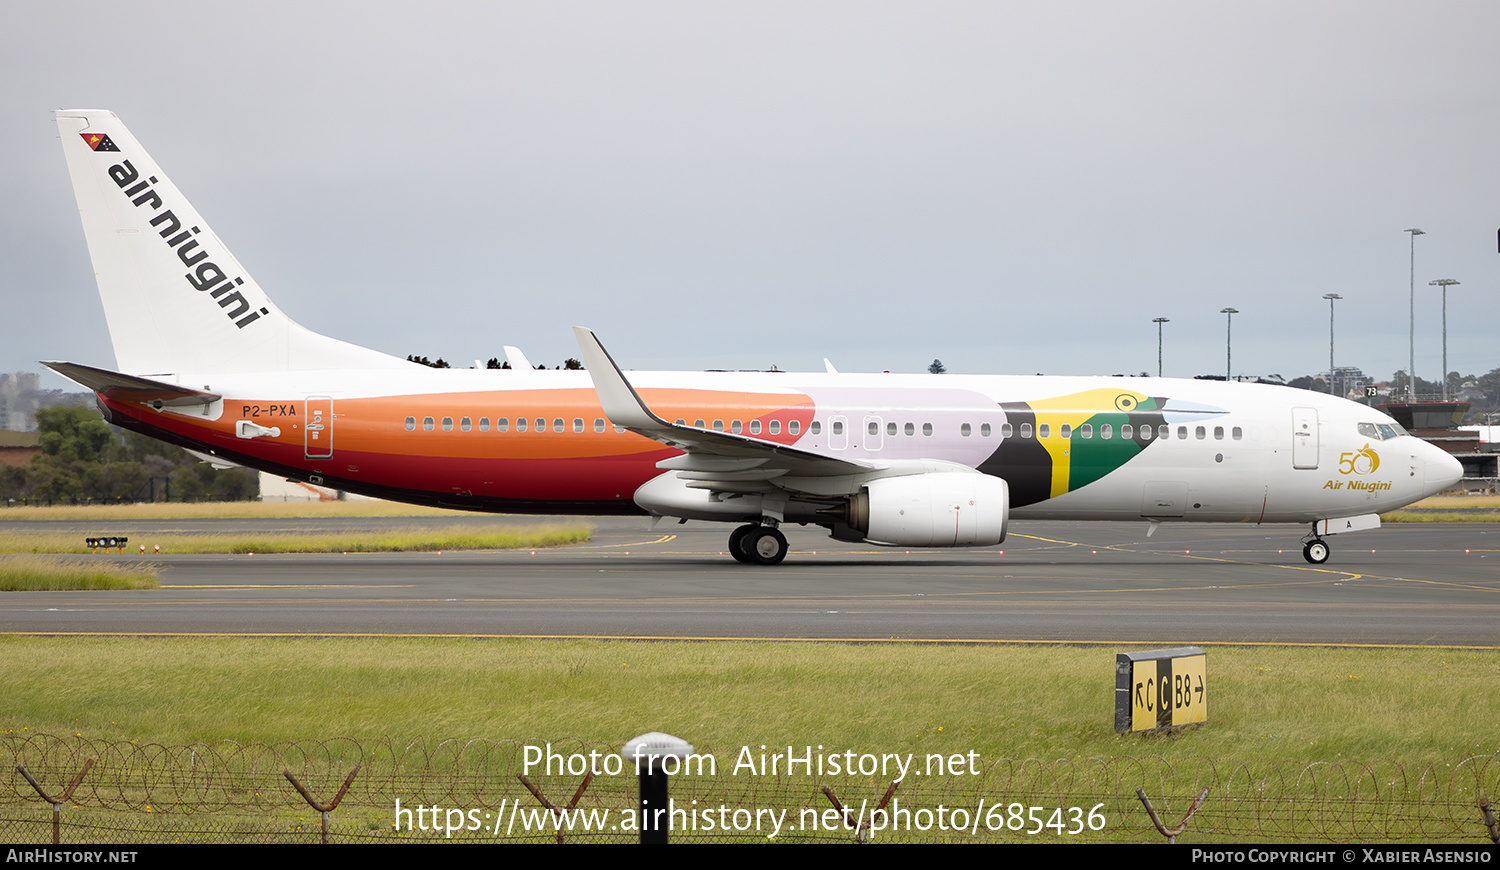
left=16, top=760, right=93, bottom=845
left=1136, top=786, right=1210, bottom=843
left=821, top=779, right=900, bottom=843
left=284, top=764, right=361, bottom=844
left=517, top=771, right=596, bottom=843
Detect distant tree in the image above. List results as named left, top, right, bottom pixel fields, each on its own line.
left=34, top=406, right=114, bottom=462
left=0, top=405, right=257, bottom=504
left=406, top=355, right=450, bottom=368
left=928, top=359, right=946, bottom=374
left=563, top=358, right=583, bottom=370
left=1389, top=371, right=1441, bottom=400
left=485, top=357, right=504, bottom=370
left=1286, top=375, right=1327, bottom=393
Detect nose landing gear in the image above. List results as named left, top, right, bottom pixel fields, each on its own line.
left=1301, top=537, right=1329, bottom=564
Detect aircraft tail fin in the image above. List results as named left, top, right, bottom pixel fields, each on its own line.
left=55, top=109, right=407, bottom=376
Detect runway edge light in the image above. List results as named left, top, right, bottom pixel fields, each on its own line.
left=1115, top=647, right=1207, bottom=734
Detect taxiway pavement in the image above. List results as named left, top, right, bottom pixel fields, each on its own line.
left=2, top=517, right=1496, bottom=645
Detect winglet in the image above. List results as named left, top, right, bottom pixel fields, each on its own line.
left=572, top=328, right=667, bottom=430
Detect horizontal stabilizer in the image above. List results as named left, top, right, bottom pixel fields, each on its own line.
left=42, top=361, right=220, bottom=407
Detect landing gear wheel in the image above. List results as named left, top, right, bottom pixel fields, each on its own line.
left=1303, top=539, right=1329, bottom=564
left=744, top=527, right=788, bottom=566
left=727, top=525, right=757, bottom=564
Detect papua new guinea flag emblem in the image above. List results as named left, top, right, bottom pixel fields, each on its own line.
left=80, top=132, right=120, bottom=152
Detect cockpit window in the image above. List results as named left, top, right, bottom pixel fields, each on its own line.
left=1359, top=421, right=1407, bottom=441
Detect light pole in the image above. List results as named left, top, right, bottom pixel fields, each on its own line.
left=1405, top=228, right=1425, bottom=400
left=1220, top=307, right=1238, bottom=382
left=1429, top=279, right=1459, bottom=401
left=1152, top=317, right=1169, bottom=377
left=1322, top=293, right=1341, bottom=397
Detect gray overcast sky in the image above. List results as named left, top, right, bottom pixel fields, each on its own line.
left=3, top=1, right=1496, bottom=389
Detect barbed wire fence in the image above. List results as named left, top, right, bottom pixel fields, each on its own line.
left=3, top=734, right=1498, bottom=843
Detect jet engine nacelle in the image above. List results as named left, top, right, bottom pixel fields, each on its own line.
left=845, top=472, right=1009, bottom=547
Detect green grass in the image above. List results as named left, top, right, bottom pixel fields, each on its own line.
left=1, top=637, right=1494, bottom=766
left=4, top=638, right=1496, bottom=842
left=0, top=500, right=478, bottom=521
left=1381, top=510, right=1500, bottom=522
left=0, top=556, right=158, bottom=590
left=0, top=523, right=592, bottom=555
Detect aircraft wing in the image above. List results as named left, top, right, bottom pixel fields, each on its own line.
left=42, top=361, right=221, bottom=407
left=573, top=327, right=871, bottom=483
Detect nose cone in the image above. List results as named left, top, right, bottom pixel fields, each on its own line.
left=1419, top=439, right=1463, bottom=496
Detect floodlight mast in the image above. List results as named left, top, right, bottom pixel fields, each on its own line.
left=1220, top=308, right=1238, bottom=382
left=1152, top=317, right=1169, bottom=378
left=1429, top=279, right=1459, bottom=401
left=1323, top=293, right=1341, bottom=396
left=1405, top=228, right=1425, bottom=400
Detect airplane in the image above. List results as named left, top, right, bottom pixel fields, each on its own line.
left=47, top=109, right=1464, bottom=566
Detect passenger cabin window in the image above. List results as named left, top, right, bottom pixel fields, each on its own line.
left=1020, top=423, right=1033, bottom=438
left=479, top=417, right=490, bottom=432
left=832, top=420, right=844, bottom=435
left=573, top=418, right=584, bottom=433
left=1099, top=423, right=1110, bottom=439
left=1079, top=423, right=1093, bottom=439
left=497, top=418, right=509, bottom=432
left=713, top=420, right=725, bottom=432
left=1195, top=426, right=1206, bottom=440
left=1038, top=424, right=1050, bottom=438
left=769, top=420, right=781, bottom=435
left=442, top=417, right=454, bottom=432
left=905, top=422, right=915, bottom=436
left=750, top=420, right=761, bottom=435
left=961, top=423, right=972, bottom=437
left=1000, top=422, right=1013, bottom=438
left=596, top=418, right=606, bottom=432
left=516, top=418, right=528, bottom=432
left=922, top=422, right=933, bottom=436
left=694, top=419, right=706, bottom=429
left=732, top=420, right=742, bottom=434
left=1176, top=426, right=1187, bottom=440
left=1232, top=426, right=1243, bottom=440
left=405, top=417, right=415, bottom=431
left=460, top=417, right=472, bottom=432
left=981, top=423, right=991, bottom=437
left=423, top=417, right=435, bottom=431
left=535, top=418, right=545, bottom=432
left=1213, top=426, right=1224, bottom=440
left=887, top=422, right=897, bottom=436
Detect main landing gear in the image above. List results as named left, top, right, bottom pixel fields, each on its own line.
left=728, top=523, right=788, bottom=565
